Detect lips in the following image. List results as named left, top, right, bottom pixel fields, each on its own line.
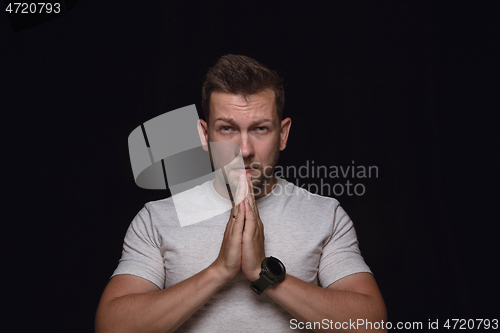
left=230, top=163, right=260, bottom=173
left=232, top=166, right=252, bottom=170
left=230, top=166, right=257, bottom=174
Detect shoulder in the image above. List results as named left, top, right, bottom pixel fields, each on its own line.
left=144, top=195, right=175, bottom=215
left=142, top=180, right=230, bottom=227
left=275, top=177, right=341, bottom=212
left=144, top=180, right=210, bottom=212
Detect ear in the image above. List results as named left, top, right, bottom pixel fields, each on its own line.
left=197, top=119, right=209, bottom=151
left=279, top=117, right=292, bottom=151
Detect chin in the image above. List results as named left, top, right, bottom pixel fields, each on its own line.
left=250, top=177, right=261, bottom=189
left=251, top=176, right=270, bottom=194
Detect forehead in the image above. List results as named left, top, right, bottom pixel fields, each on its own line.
left=209, top=89, right=277, bottom=124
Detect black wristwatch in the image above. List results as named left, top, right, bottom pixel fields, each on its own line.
left=250, top=256, right=286, bottom=295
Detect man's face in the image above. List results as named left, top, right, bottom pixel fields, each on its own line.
left=200, top=89, right=291, bottom=194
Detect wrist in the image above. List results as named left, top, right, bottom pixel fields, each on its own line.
left=208, top=262, right=235, bottom=286
left=248, top=269, right=261, bottom=282
left=246, top=255, right=267, bottom=282
left=250, top=257, right=286, bottom=295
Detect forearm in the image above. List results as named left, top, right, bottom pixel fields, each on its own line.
left=264, top=275, right=387, bottom=333
left=95, top=265, right=226, bottom=333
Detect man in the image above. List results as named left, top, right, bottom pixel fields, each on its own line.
left=95, top=55, right=387, bottom=332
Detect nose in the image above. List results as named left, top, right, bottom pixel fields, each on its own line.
left=238, top=133, right=254, bottom=159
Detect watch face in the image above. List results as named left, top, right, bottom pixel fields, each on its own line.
left=267, top=257, right=284, bottom=276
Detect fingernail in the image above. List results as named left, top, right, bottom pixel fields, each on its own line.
left=245, top=198, right=249, bottom=205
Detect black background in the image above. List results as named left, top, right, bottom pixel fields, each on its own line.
left=2, top=1, right=499, bottom=332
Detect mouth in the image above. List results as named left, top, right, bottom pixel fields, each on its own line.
left=231, top=165, right=258, bottom=174
left=245, top=165, right=260, bottom=174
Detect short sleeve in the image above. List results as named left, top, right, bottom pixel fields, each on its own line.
left=111, top=204, right=165, bottom=289
left=317, top=204, right=371, bottom=288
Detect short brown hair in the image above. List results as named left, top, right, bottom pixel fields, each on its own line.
left=202, top=54, right=284, bottom=122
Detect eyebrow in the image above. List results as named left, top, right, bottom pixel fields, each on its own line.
left=213, top=117, right=273, bottom=127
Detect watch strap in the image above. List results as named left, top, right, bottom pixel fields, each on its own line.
left=250, top=273, right=275, bottom=295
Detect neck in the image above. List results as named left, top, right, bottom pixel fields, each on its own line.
left=256, top=176, right=278, bottom=199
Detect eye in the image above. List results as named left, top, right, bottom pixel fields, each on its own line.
left=220, top=126, right=232, bottom=132
left=255, top=126, right=268, bottom=132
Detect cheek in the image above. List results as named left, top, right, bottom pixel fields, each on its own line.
left=256, top=141, right=279, bottom=164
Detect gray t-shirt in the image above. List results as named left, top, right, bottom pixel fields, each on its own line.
left=112, top=177, right=371, bottom=332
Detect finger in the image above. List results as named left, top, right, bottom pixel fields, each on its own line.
left=223, top=209, right=234, bottom=239
left=246, top=179, right=262, bottom=221
left=232, top=199, right=245, bottom=237
left=234, top=174, right=248, bottom=206
left=243, top=198, right=257, bottom=236
left=247, top=195, right=263, bottom=234
left=228, top=202, right=239, bottom=234
left=246, top=174, right=254, bottom=199
left=245, top=177, right=257, bottom=211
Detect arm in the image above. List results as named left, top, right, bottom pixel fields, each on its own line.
left=241, top=180, right=386, bottom=333
left=95, top=266, right=226, bottom=333
left=264, top=272, right=387, bottom=333
left=96, top=195, right=247, bottom=333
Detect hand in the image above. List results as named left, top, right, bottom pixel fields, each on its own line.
left=211, top=175, right=247, bottom=283
left=241, top=175, right=266, bottom=282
